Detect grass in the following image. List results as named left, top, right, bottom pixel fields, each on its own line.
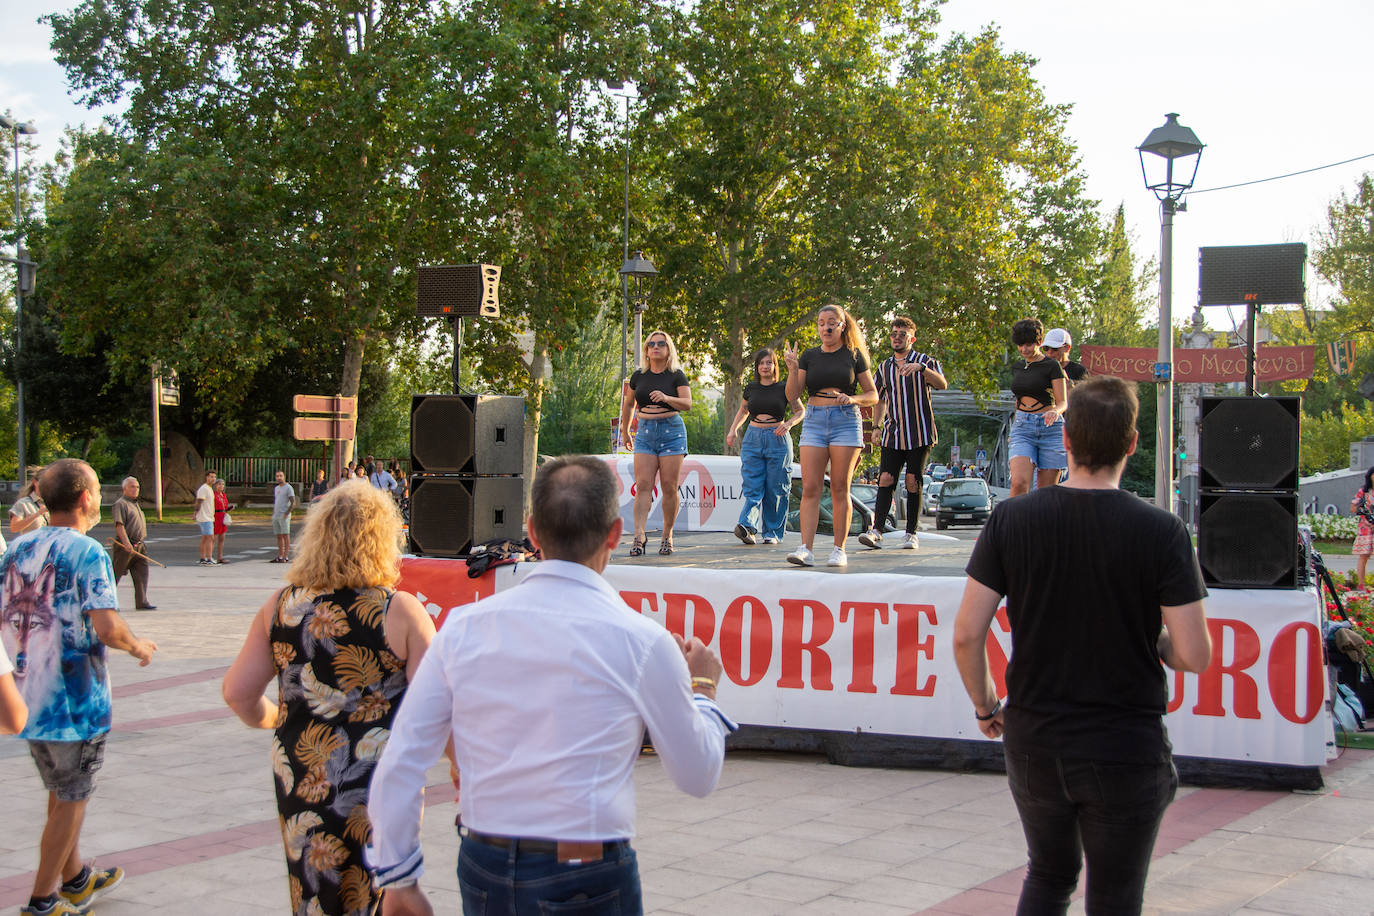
left=110, top=504, right=280, bottom=524
left=1337, top=731, right=1374, bottom=750
left=1316, top=539, right=1354, bottom=556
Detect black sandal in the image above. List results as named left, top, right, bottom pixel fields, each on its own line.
left=629, top=536, right=647, bottom=557
left=659, top=536, right=674, bottom=556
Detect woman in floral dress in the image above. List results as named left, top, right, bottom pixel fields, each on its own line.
left=1353, top=466, right=1374, bottom=591
left=223, top=480, right=436, bottom=915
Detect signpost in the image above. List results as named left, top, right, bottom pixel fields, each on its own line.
left=293, top=395, right=358, bottom=481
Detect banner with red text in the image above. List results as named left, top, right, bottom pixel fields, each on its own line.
left=1079, top=346, right=1315, bottom=383
left=400, top=560, right=1329, bottom=767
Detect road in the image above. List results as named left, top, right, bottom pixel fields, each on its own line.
left=90, top=517, right=284, bottom=568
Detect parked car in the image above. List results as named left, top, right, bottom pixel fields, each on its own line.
left=930, top=464, right=952, bottom=482
left=935, top=478, right=993, bottom=529
left=924, top=481, right=943, bottom=516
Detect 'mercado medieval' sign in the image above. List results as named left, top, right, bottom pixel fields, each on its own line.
left=1079, top=346, right=1314, bottom=383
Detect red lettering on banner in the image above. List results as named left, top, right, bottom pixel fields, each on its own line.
left=398, top=558, right=493, bottom=628
left=891, top=603, right=938, bottom=697
left=778, top=599, right=835, bottom=690
left=983, top=607, right=1011, bottom=697
left=1268, top=621, right=1323, bottom=724
left=720, top=595, right=772, bottom=686
left=1192, top=619, right=1262, bottom=719
left=620, top=591, right=660, bottom=620
left=840, top=601, right=886, bottom=694
left=664, top=592, right=716, bottom=645
left=1166, top=667, right=1186, bottom=714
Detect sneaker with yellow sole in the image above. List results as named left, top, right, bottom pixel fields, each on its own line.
left=60, top=865, right=124, bottom=911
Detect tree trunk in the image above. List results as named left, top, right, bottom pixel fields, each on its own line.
left=340, top=333, right=366, bottom=467
left=521, top=353, right=549, bottom=530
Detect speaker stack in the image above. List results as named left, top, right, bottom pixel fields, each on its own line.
left=1196, top=396, right=1300, bottom=588
left=408, top=394, right=526, bottom=557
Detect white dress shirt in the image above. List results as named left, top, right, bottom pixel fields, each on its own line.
left=366, top=560, right=736, bottom=887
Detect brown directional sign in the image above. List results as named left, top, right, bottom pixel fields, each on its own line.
left=293, top=395, right=357, bottom=416
left=293, top=417, right=357, bottom=441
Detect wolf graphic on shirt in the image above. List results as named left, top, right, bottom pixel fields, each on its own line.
left=2, top=562, right=58, bottom=691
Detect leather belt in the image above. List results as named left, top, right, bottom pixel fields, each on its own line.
left=459, top=826, right=624, bottom=865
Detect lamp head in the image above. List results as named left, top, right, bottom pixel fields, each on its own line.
left=619, top=250, right=658, bottom=313
left=1138, top=113, right=1203, bottom=203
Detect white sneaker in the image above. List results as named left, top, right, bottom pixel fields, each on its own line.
left=827, top=547, right=848, bottom=567
left=762, top=536, right=780, bottom=545
left=901, top=532, right=919, bottom=550
left=857, top=529, right=882, bottom=550
left=787, top=546, right=815, bottom=567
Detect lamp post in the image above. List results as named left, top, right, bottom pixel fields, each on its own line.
left=1138, top=112, right=1203, bottom=514
left=619, top=250, right=658, bottom=368
left=1, top=114, right=38, bottom=486
left=605, top=80, right=637, bottom=393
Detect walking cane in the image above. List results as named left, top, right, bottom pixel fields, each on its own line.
left=106, top=540, right=168, bottom=569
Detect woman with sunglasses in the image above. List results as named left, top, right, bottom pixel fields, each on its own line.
left=783, top=304, right=878, bottom=567
left=619, top=330, right=693, bottom=556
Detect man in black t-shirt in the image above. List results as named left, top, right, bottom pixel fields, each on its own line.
left=952, top=376, right=1211, bottom=915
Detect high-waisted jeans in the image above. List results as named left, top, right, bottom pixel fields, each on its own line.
left=737, top=425, right=793, bottom=541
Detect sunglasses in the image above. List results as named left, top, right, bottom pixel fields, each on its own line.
left=647, top=340, right=669, bottom=348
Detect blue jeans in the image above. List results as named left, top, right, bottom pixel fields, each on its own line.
left=633, top=414, right=688, bottom=456
left=738, top=425, right=793, bottom=541
left=458, top=835, right=642, bottom=915
left=1008, top=410, right=1067, bottom=470
left=798, top=403, right=863, bottom=448
left=1005, top=750, right=1177, bottom=915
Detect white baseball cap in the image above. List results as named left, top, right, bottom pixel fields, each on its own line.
left=1043, top=328, right=1072, bottom=349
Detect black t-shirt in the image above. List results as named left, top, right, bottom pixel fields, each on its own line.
left=743, top=381, right=789, bottom=424
left=798, top=346, right=868, bottom=396
left=1010, top=356, right=1065, bottom=409
left=1064, top=360, right=1087, bottom=382
left=965, top=486, right=1207, bottom=763
left=629, top=368, right=689, bottom=412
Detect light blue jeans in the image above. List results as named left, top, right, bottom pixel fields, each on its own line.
left=737, top=425, right=793, bottom=542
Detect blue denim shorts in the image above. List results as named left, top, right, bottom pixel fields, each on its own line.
left=1009, top=410, right=1067, bottom=469
left=634, top=414, right=688, bottom=456
left=799, top=403, right=863, bottom=448
left=197, top=520, right=214, bottom=536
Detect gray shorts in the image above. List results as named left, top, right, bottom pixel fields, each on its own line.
left=29, top=734, right=107, bottom=802
left=272, top=516, right=292, bottom=536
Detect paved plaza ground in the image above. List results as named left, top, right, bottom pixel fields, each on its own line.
left=1, top=530, right=1372, bottom=914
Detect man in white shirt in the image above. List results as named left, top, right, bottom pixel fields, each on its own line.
left=368, top=455, right=736, bottom=916
left=270, top=470, right=297, bottom=563
left=193, top=470, right=216, bottom=566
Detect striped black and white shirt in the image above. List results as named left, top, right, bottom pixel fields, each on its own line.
left=875, top=350, right=942, bottom=448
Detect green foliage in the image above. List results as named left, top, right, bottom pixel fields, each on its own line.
left=1299, top=404, right=1374, bottom=475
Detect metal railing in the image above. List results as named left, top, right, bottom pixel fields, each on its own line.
left=206, top=457, right=411, bottom=488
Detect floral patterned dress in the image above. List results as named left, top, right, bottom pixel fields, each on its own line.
left=270, top=585, right=408, bottom=916
left=1356, top=490, right=1374, bottom=557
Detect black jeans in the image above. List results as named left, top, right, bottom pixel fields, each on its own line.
left=1004, top=750, right=1178, bottom=916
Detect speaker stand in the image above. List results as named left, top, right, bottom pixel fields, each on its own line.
left=452, top=315, right=464, bottom=393
left=1245, top=302, right=1259, bottom=395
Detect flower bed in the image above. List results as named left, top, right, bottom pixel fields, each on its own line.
left=1325, top=578, right=1374, bottom=665
left=1301, top=512, right=1358, bottom=540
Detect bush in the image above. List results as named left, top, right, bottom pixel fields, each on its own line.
left=1301, top=513, right=1358, bottom=540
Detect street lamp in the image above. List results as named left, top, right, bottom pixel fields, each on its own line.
left=1138, top=112, right=1203, bottom=515
left=605, top=80, right=638, bottom=393
left=2, top=114, right=39, bottom=486
left=619, top=250, right=658, bottom=368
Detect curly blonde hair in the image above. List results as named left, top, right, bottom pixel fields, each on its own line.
left=286, top=480, right=403, bottom=592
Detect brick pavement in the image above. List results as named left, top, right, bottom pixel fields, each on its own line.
left=2, top=545, right=1373, bottom=914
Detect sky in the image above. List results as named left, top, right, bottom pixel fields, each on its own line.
left=2, top=0, right=1373, bottom=337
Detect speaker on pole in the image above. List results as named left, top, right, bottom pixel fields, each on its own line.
left=407, top=476, right=525, bottom=558
left=1197, top=396, right=1300, bottom=589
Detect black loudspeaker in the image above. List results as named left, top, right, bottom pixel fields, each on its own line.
left=408, top=476, right=525, bottom=557
left=1198, top=244, right=1306, bottom=307
left=1197, top=396, right=1300, bottom=589
left=416, top=264, right=501, bottom=318
left=1198, top=396, right=1299, bottom=491
left=1197, top=493, right=1298, bottom=588
left=411, top=394, right=525, bottom=475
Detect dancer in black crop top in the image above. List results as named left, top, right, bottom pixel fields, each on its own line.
left=618, top=330, right=693, bottom=557
left=1008, top=318, right=1068, bottom=498
left=781, top=304, right=879, bottom=568
left=725, top=348, right=804, bottom=546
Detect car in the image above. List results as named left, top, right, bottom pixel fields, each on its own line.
left=930, top=464, right=951, bottom=482
left=924, top=481, right=943, bottom=516
left=935, top=478, right=993, bottom=529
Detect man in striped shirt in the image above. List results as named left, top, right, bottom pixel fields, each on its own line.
left=859, top=316, right=947, bottom=550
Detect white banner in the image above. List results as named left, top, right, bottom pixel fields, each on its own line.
left=600, top=454, right=752, bottom=532
left=405, top=560, right=1330, bottom=768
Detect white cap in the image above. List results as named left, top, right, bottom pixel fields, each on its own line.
left=1043, top=328, right=1072, bottom=349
